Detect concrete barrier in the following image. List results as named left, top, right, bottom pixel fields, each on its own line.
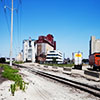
left=52, top=66, right=58, bottom=69
left=62, top=67, right=72, bottom=75
left=63, top=67, right=72, bottom=71
left=44, top=66, right=48, bottom=68
left=37, top=65, right=40, bottom=67
left=51, top=66, right=59, bottom=72
left=84, top=70, right=100, bottom=79
left=30, top=64, right=35, bottom=66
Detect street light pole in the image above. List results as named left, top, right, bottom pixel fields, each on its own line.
left=10, top=0, right=13, bottom=66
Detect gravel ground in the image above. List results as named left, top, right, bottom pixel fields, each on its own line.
left=21, top=63, right=100, bottom=89
left=38, top=69, right=100, bottom=89
left=0, top=64, right=100, bottom=100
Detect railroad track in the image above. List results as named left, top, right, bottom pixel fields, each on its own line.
left=15, top=64, right=100, bottom=98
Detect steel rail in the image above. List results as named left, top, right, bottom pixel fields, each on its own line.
left=15, top=64, right=100, bottom=98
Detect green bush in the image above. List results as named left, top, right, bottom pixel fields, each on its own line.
left=2, top=72, right=22, bottom=81
left=10, top=80, right=28, bottom=96
left=3, top=65, right=18, bottom=73
left=1, top=64, right=28, bottom=96
left=14, top=61, right=24, bottom=64
left=0, top=64, right=3, bottom=67
left=43, top=63, right=74, bottom=67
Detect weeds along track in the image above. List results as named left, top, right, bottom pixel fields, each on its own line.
left=15, top=64, right=100, bottom=98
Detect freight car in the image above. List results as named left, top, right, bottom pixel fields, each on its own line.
left=89, top=53, right=100, bottom=70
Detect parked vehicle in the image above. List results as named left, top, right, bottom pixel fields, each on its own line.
left=73, top=52, right=83, bottom=69
left=89, top=53, right=100, bottom=70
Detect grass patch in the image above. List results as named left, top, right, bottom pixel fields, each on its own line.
left=43, top=63, right=74, bottom=67
left=0, top=64, right=28, bottom=96
left=14, top=61, right=24, bottom=64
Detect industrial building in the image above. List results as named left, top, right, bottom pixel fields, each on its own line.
left=89, top=36, right=100, bottom=55
left=46, top=50, right=63, bottom=64
left=23, top=37, right=36, bottom=62
left=35, top=34, right=56, bottom=63
left=16, top=52, right=23, bottom=62
left=21, top=34, right=56, bottom=63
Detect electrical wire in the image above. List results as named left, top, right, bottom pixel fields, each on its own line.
left=4, top=8, right=11, bottom=33
left=1, top=0, right=22, bottom=58
left=16, top=0, right=22, bottom=53
left=13, top=0, right=22, bottom=56
left=1, top=0, right=10, bottom=33
left=19, top=0, right=22, bottom=52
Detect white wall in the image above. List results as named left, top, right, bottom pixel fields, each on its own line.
left=23, top=39, right=35, bottom=62
left=46, top=50, right=63, bottom=63
left=91, top=36, right=100, bottom=54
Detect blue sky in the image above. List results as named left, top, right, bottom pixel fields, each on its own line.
left=0, top=0, right=100, bottom=59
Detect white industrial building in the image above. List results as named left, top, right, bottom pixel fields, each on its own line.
left=16, top=52, right=23, bottom=62
left=46, top=50, right=63, bottom=64
left=23, top=37, right=36, bottom=62
left=90, top=36, right=100, bottom=55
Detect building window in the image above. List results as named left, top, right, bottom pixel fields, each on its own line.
left=28, top=49, right=32, bottom=53
left=29, top=41, right=31, bottom=47
left=50, top=51, right=54, bottom=53
left=46, top=57, right=59, bottom=59
left=28, top=55, right=32, bottom=58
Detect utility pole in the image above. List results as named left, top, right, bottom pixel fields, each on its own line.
left=10, top=0, right=13, bottom=66
left=2, top=0, right=21, bottom=66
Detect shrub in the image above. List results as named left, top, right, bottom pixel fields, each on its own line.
left=14, top=61, right=24, bottom=64
left=1, top=64, right=28, bottom=96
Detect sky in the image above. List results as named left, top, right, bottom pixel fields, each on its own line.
left=0, top=0, right=100, bottom=59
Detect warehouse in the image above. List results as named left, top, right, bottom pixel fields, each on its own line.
left=46, top=50, right=63, bottom=64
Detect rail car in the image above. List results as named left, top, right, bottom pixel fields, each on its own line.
left=89, top=53, right=100, bottom=70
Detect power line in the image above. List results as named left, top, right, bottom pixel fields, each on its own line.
left=4, top=7, right=10, bottom=33
left=9, top=0, right=22, bottom=58
left=1, top=0, right=22, bottom=66
left=1, top=0, right=22, bottom=63
left=19, top=0, right=22, bottom=52
left=12, top=0, right=22, bottom=57
left=17, top=0, right=22, bottom=52
left=1, top=0, right=10, bottom=33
